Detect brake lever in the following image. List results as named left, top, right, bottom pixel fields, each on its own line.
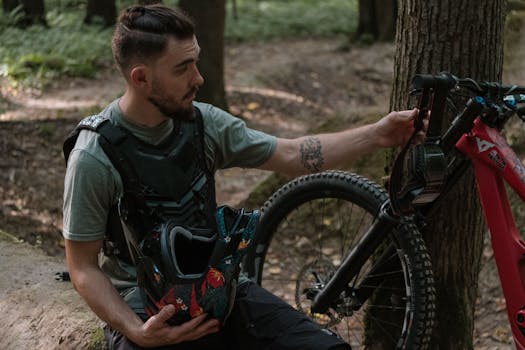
left=414, top=88, right=431, bottom=134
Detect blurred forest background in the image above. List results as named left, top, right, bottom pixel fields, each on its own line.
left=0, top=0, right=358, bottom=89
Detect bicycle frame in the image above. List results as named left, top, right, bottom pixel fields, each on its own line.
left=297, top=73, right=525, bottom=347
left=310, top=104, right=525, bottom=347
left=456, top=117, right=525, bottom=349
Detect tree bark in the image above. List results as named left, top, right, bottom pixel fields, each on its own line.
left=84, top=0, right=116, bottom=27
left=138, top=0, right=163, bottom=4
left=178, top=0, right=228, bottom=110
left=389, top=0, right=506, bottom=348
left=355, top=0, right=397, bottom=42
left=3, top=0, right=47, bottom=27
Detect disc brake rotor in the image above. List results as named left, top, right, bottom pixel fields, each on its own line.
left=295, top=258, right=347, bottom=328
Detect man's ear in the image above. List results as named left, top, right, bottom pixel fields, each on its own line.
left=129, top=65, right=150, bottom=88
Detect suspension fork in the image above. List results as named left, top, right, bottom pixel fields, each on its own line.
left=311, top=201, right=400, bottom=314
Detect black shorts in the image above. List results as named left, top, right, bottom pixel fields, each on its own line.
left=104, top=281, right=351, bottom=350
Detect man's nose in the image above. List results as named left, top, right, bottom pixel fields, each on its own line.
left=192, top=64, right=204, bottom=87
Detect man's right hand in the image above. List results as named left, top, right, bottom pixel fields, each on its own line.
left=133, top=305, right=221, bottom=347
left=64, top=239, right=220, bottom=348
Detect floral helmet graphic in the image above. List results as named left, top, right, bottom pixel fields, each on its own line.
left=118, top=197, right=260, bottom=325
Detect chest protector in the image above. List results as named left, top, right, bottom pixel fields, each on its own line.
left=63, top=107, right=259, bottom=325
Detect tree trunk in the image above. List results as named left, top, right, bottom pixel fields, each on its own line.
left=509, top=0, right=525, bottom=11
left=84, top=0, right=116, bottom=27
left=389, top=1, right=506, bottom=348
left=178, top=0, right=228, bottom=110
left=355, top=0, right=396, bottom=42
left=3, top=0, right=47, bottom=27
left=138, top=0, right=163, bottom=4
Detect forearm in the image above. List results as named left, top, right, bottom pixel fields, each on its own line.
left=64, top=239, right=144, bottom=343
left=262, top=123, right=380, bottom=177
left=70, top=264, right=143, bottom=342
left=300, top=124, right=380, bottom=172
left=65, top=238, right=221, bottom=347
left=260, top=109, right=420, bottom=176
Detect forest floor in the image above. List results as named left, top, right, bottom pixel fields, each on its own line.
left=1, top=25, right=525, bottom=349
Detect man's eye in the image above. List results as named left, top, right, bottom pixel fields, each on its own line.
left=174, top=65, right=188, bottom=75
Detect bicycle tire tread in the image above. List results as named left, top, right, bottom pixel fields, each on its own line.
left=246, top=170, right=435, bottom=349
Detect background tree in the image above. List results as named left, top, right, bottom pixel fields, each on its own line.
left=509, top=0, right=525, bottom=11
left=84, top=0, right=116, bottom=27
left=389, top=0, right=506, bottom=348
left=2, top=0, right=47, bottom=27
left=354, top=0, right=397, bottom=42
left=178, top=0, right=228, bottom=110
left=138, top=0, right=163, bottom=4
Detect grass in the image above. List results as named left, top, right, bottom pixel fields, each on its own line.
left=0, top=7, right=113, bottom=88
left=0, top=229, right=21, bottom=243
left=87, top=327, right=108, bottom=350
left=225, top=0, right=357, bottom=42
left=0, top=0, right=356, bottom=88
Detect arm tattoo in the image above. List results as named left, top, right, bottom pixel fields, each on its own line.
left=300, top=136, right=324, bottom=172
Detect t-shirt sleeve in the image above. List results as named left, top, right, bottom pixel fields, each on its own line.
left=198, top=103, right=277, bottom=170
left=62, top=149, right=116, bottom=241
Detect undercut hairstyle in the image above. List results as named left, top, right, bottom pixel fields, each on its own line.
left=111, top=4, right=195, bottom=75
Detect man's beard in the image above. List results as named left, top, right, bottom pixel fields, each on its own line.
left=147, top=84, right=196, bottom=121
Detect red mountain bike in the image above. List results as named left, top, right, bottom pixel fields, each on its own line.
left=243, top=73, right=525, bottom=348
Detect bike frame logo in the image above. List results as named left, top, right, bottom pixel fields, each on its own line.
left=476, top=137, right=495, bottom=153
left=488, top=150, right=506, bottom=169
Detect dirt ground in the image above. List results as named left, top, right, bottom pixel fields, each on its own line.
left=0, top=31, right=523, bottom=348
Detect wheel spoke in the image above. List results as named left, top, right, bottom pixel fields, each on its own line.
left=251, top=172, right=435, bottom=349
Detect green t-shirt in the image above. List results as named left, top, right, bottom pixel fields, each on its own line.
left=62, top=99, right=276, bottom=296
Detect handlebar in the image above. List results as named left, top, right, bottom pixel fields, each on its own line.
left=412, top=72, right=525, bottom=96
left=412, top=73, right=457, bottom=91
left=410, top=72, right=525, bottom=141
left=389, top=73, right=525, bottom=216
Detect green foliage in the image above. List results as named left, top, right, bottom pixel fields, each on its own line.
left=0, top=17, right=112, bottom=88
left=0, top=1, right=112, bottom=88
left=87, top=327, right=108, bottom=350
left=0, top=0, right=356, bottom=87
left=39, top=123, right=57, bottom=138
left=226, top=0, right=357, bottom=41
left=241, top=172, right=289, bottom=208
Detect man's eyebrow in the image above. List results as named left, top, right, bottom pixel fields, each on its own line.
left=173, top=58, right=195, bottom=69
left=173, top=44, right=200, bottom=69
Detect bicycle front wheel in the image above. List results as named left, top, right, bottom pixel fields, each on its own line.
left=245, top=171, right=435, bottom=349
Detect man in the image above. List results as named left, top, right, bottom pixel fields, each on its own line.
left=63, top=4, right=422, bottom=349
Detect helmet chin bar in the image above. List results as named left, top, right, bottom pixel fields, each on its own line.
left=160, top=225, right=217, bottom=279
left=119, top=196, right=261, bottom=326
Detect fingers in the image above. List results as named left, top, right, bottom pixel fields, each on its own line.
left=394, top=108, right=418, bottom=120
left=175, top=315, right=221, bottom=343
left=404, top=108, right=429, bottom=133
left=377, top=108, right=429, bottom=148
left=141, top=310, right=221, bottom=347
left=177, top=313, right=208, bottom=333
left=152, top=304, right=176, bottom=325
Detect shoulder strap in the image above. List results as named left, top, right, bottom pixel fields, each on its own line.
left=193, top=105, right=213, bottom=175
left=96, top=122, right=142, bottom=194
left=62, top=114, right=110, bottom=165
left=65, top=107, right=209, bottom=197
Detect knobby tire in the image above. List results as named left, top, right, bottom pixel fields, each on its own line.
left=244, top=171, right=435, bottom=349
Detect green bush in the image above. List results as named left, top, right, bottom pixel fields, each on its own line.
left=0, top=0, right=356, bottom=87
left=226, top=0, right=357, bottom=41
left=0, top=2, right=113, bottom=88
